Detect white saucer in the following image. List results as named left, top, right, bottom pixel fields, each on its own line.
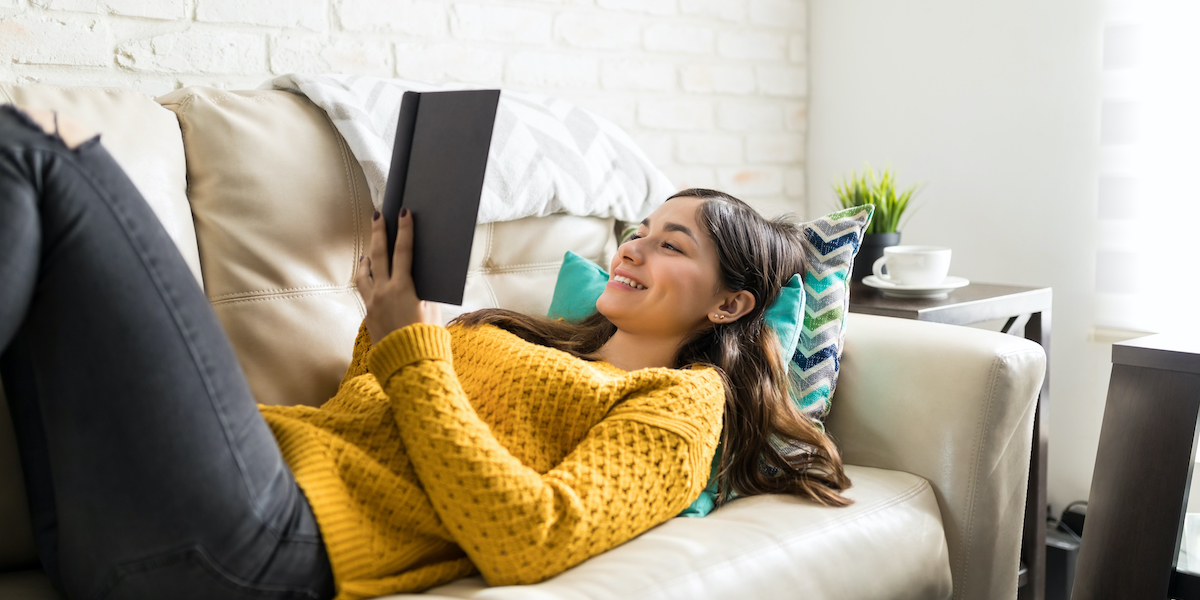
left=862, top=275, right=970, bottom=299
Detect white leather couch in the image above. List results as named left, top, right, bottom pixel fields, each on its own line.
left=0, top=83, right=1047, bottom=600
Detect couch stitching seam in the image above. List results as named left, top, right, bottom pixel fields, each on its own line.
left=211, top=288, right=357, bottom=307
left=209, top=284, right=347, bottom=300
left=958, top=352, right=1004, bottom=600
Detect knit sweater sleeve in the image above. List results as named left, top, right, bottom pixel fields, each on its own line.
left=338, top=320, right=373, bottom=388
left=368, top=324, right=723, bottom=587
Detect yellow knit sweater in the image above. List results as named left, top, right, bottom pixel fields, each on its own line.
left=258, top=322, right=724, bottom=600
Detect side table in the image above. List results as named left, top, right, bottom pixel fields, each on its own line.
left=1071, top=333, right=1200, bottom=599
left=849, top=281, right=1053, bottom=600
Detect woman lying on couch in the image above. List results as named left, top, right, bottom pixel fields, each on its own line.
left=0, top=104, right=850, bottom=600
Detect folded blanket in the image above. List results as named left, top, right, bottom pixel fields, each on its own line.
left=262, top=74, right=674, bottom=225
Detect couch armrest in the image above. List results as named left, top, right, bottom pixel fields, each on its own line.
left=825, top=313, right=1045, bottom=600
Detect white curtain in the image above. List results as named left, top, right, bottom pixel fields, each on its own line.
left=1096, top=0, right=1200, bottom=334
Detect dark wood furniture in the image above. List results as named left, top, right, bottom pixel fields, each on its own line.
left=1071, top=333, right=1200, bottom=599
left=849, top=281, right=1053, bottom=600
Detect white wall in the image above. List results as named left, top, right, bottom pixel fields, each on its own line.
left=808, top=1, right=1108, bottom=513
left=0, top=0, right=810, bottom=215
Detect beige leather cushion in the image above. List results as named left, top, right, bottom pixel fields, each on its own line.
left=384, top=466, right=952, bottom=600
left=156, top=87, right=373, bottom=408
left=0, top=84, right=199, bottom=284
left=829, top=314, right=1046, bottom=600
left=156, top=87, right=616, bottom=408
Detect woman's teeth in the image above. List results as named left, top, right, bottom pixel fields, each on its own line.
left=613, top=275, right=645, bottom=289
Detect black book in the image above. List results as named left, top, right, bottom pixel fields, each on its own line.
left=382, top=89, right=501, bottom=305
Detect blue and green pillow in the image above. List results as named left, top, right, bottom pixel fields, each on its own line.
left=789, top=205, right=873, bottom=425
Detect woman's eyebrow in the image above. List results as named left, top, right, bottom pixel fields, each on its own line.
left=640, top=218, right=699, bottom=245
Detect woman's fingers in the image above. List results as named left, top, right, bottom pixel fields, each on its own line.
left=392, top=209, right=414, bottom=285
left=367, top=210, right=389, bottom=279
left=354, top=254, right=373, bottom=298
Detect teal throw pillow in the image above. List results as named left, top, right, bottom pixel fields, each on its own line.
left=547, top=251, right=806, bottom=518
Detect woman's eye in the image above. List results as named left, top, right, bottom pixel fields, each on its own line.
left=661, top=241, right=679, bottom=252
left=627, top=233, right=643, bottom=241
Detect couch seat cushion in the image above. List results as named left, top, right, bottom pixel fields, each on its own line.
left=0, top=466, right=949, bottom=600
left=384, top=465, right=952, bottom=600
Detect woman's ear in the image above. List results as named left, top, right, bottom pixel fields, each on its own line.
left=709, top=290, right=757, bottom=324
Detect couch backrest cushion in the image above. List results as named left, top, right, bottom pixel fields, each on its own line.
left=157, top=87, right=374, bottom=408
left=0, top=84, right=200, bottom=284
left=156, top=87, right=617, bottom=408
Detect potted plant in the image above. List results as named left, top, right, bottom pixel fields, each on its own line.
left=832, top=163, right=921, bottom=283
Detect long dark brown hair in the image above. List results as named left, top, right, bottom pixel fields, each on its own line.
left=454, top=189, right=851, bottom=507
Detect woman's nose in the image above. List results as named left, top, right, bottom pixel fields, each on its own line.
left=618, top=238, right=644, bottom=264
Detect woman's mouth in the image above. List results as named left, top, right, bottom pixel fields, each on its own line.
left=611, top=275, right=646, bottom=290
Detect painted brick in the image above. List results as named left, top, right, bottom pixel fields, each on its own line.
left=757, top=65, right=806, bottom=97
left=1, top=15, right=109, bottom=67
left=561, top=94, right=637, bottom=129
left=748, top=197, right=803, bottom=218
left=643, top=22, right=714, bottom=54
left=31, top=0, right=96, bottom=12
left=110, top=0, right=187, bottom=19
left=19, top=71, right=175, bottom=96
left=35, top=0, right=187, bottom=19
left=395, top=42, right=503, bottom=83
left=507, top=51, right=597, bottom=88
left=555, top=12, right=640, bottom=50
left=680, top=0, right=745, bottom=22
left=117, top=31, right=265, bottom=74
left=746, top=132, right=804, bottom=162
left=717, top=30, right=786, bottom=60
left=661, top=165, right=718, bottom=190
left=272, top=35, right=393, bottom=77
left=718, top=166, right=783, bottom=196
left=784, top=167, right=805, bottom=196
left=338, top=0, right=447, bottom=36
left=784, top=101, right=806, bottom=131
left=628, top=131, right=673, bottom=165
left=677, top=133, right=742, bottom=164
left=601, top=58, right=675, bottom=92
left=597, top=0, right=675, bottom=16
left=452, top=4, right=551, bottom=45
left=638, top=98, right=712, bottom=130
left=750, top=0, right=805, bottom=28
left=717, top=100, right=782, bottom=130
left=789, top=33, right=805, bottom=62
left=680, top=64, right=755, bottom=94
left=198, top=0, right=326, bottom=31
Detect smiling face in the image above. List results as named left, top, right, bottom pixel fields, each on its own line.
left=596, top=196, right=731, bottom=339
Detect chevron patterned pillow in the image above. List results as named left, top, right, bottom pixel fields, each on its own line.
left=790, top=205, right=874, bottom=428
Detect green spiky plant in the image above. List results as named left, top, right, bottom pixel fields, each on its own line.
left=832, top=164, right=921, bottom=234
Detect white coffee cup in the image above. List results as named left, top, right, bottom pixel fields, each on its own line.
left=872, top=246, right=952, bottom=286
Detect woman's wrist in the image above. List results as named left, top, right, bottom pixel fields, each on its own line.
left=367, top=323, right=453, bottom=382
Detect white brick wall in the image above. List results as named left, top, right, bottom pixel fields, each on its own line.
left=0, top=0, right=810, bottom=215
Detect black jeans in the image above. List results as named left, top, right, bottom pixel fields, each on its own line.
left=0, top=105, right=335, bottom=600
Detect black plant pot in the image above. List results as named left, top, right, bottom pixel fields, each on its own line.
left=852, top=232, right=901, bottom=283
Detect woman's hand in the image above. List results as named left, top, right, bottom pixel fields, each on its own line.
left=356, top=209, right=442, bottom=343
